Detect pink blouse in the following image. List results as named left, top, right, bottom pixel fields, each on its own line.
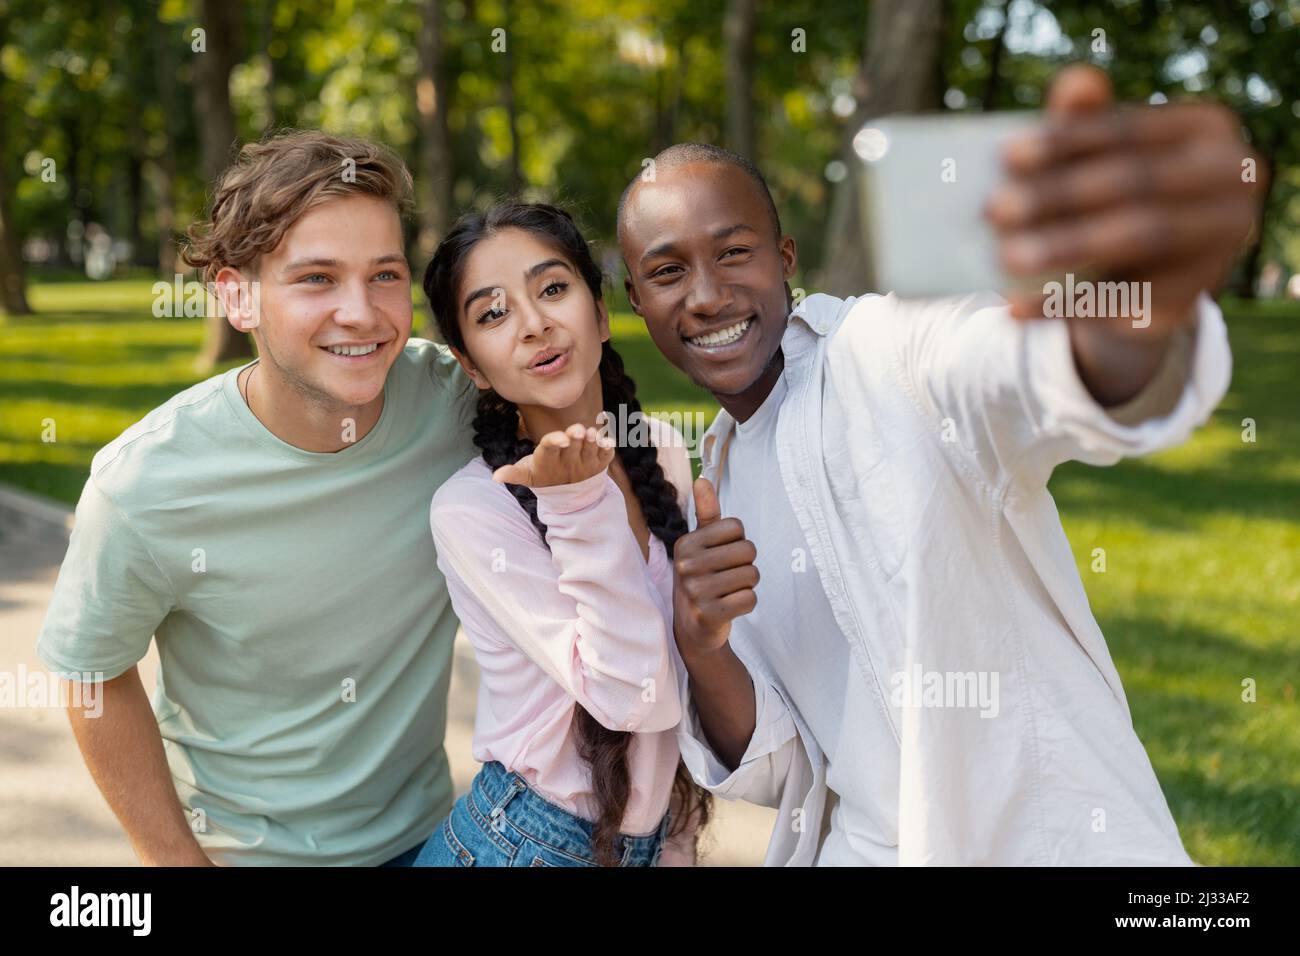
left=428, top=418, right=697, bottom=862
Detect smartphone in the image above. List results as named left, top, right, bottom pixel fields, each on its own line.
left=854, top=111, right=1042, bottom=299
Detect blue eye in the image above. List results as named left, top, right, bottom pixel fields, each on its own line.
left=302, top=273, right=330, bottom=284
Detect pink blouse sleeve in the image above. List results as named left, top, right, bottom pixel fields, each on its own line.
left=430, top=470, right=681, bottom=733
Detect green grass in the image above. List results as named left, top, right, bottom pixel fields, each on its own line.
left=1047, top=296, right=1300, bottom=865
left=2, top=276, right=1297, bottom=864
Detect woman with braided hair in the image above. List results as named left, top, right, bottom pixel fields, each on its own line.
left=412, top=201, right=712, bottom=867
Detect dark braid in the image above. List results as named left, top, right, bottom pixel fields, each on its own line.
left=597, top=342, right=690, bottom=559
left=471, top=390, right=545, bottom=539
left=424, top=199, right=711, bottom=866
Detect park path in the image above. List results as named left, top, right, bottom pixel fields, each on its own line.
left=0, top=484, right=774, bottom=866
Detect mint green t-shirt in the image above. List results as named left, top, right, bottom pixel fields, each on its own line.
left=37, top=339, right=479, bottom=865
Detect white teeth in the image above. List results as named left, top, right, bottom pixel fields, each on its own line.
left=688, top=318, right=752, bottom=348
left=327, top=343, right=378, bottom=356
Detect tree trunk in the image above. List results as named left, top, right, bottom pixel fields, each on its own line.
left=1231, top=228, right=1265, bottom=299
left=1229, top=129, right=1279, bottom=299
left=653, top=37, right=687, bottom=153
left=65, top=117, right=89, bottom=229
left=0, top=9, right=31, bottom=314
left=262, top=0, right=277, bottom=133
left=723, top=0, right=757, bottom=159
left=502, top=0, right=522, bottom=193
left=151, top=13, right=179, bottom=276
left=126, top=139, right=145, bottom=266
left=194, top=0, right=251, bottom=367
left=0, top=158, right=31, bottom=315
left=416, top=0, right=453, bottom=260
left=814, top=0, right=947, bottom=297
left=983, top=2, right=1008, bottom=111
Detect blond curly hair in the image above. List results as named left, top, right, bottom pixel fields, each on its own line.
left=182, top=130, right=414, bottom=283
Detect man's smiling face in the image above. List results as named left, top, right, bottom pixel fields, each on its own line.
left=620, top=162, right=797, bottom=404
left=220, top=193, right=412, bottom=411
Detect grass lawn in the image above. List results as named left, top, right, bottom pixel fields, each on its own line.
left=2, top=275, right=1296, bottom=864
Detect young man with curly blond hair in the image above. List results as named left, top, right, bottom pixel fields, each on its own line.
left=37, top=131, right=478, bottom=866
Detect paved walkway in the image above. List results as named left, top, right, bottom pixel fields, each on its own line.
left=0, top=485, right=774, bottom=866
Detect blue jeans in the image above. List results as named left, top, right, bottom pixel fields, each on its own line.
left=380, top=842, right=425, bottom=867
left=409, top=760, right=670, bottom=867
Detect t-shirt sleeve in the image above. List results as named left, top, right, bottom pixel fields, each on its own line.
left=36, top=478, right=174, bottom=681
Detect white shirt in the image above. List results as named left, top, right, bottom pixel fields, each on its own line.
left=676, top=289, right=1229, bottom=866
left=717, top=373, right=899, bottom=865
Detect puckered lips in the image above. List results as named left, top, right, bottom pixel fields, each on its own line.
left=525, top=345, right=571, bottom=377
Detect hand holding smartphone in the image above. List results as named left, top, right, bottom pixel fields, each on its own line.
left=854, top=111, right=1043, bottom=299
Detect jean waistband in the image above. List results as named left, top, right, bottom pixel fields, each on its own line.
left=470, top=760, right=670, bottom=866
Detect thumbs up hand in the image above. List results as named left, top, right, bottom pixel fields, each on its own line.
left=672, top=477, right=760, bottom=657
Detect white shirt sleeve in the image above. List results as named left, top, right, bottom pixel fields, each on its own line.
left=672, top=635, right=806, bottom=808
left=865, top=289, right=1232, bottom=489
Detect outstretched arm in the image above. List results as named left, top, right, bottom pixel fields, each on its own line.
left=986, top=64, right=1265, bottom=407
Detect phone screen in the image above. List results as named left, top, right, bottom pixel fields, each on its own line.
left=854, top=112, right=1042, bottom=299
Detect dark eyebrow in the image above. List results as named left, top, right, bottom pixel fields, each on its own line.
left=639, top=223, right=758, bottom=266
left=525, top=258, right=571, bottom=281
left=712, top=223, right=758, bottom=241
left=463, top=259, right=573, bottom=314
left=281, top=254, right=407, bottom=275
left=462, top=285, right=498, bottom=314
left=281, top=257, right=339, bottom=274
left=640, top=240, right=679, bottom=266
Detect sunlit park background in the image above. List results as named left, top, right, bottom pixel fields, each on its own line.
left=1, top=0, right=1298, bottom=865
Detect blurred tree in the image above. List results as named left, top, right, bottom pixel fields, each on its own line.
left=981, top=0, right=1008, bottom=109
left=260, top=0, right=277, bottom=133
left=952, top=0, right=1300, bottom=299
left=194, top=0, right=251, bottom=367
left=502, top=0, right=522, bottom=192
left=150, top=8, right=180, bottom=275
left=724, top=0, right=756, bottom=158
left=417, top=0, right=453, bottom=259
left=815, top=0, right=947, bottom=297
left=0, top=0, right=32, bottom=313
left=0, top=0, right=1294, bottom=323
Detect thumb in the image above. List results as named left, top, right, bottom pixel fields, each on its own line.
left=1044, top=62, right=1113, bottom=118
left=493, top=455, right=534, bottom=487
left=692, top=476, right=721, bottom=527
